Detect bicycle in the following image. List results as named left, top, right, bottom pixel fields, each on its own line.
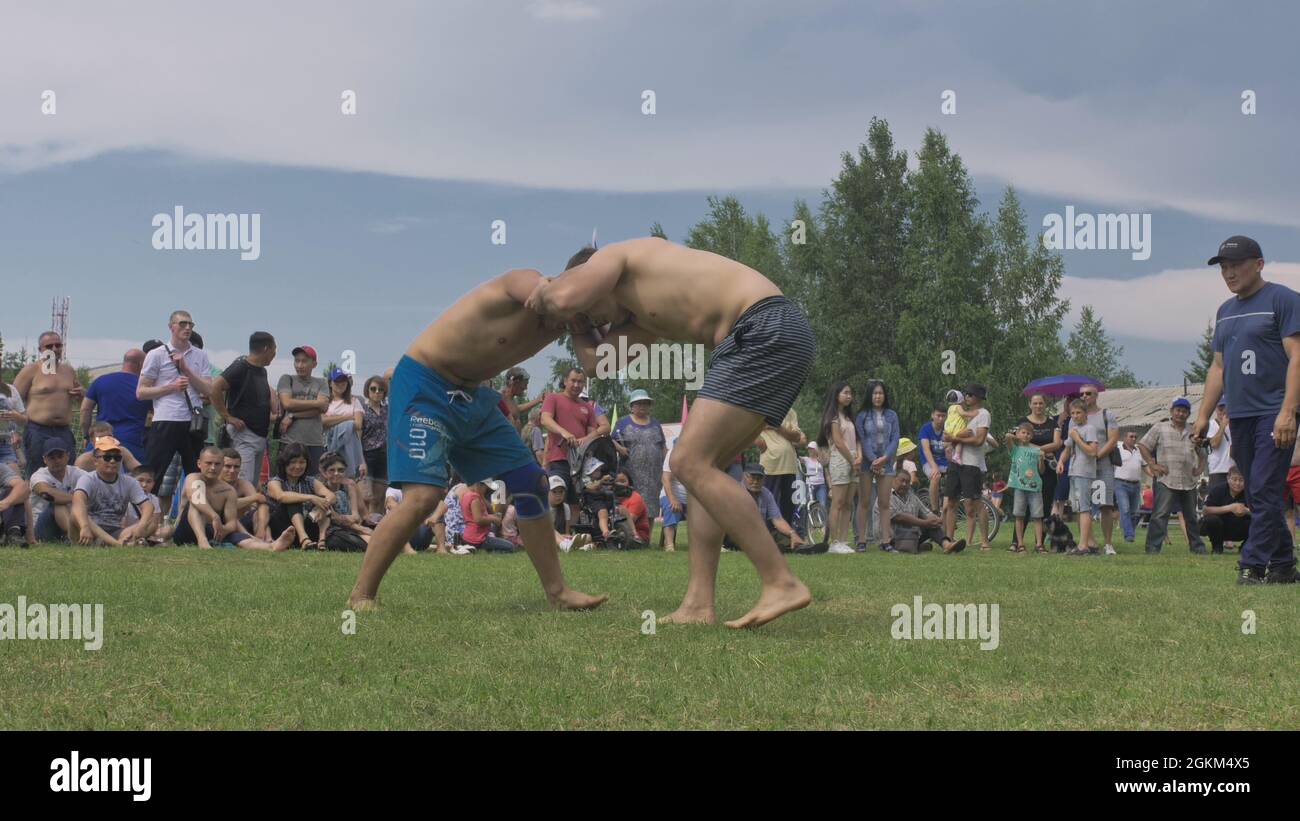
left=791, top=461, right=829, bottom=546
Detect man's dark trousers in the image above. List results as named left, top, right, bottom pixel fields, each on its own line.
left=1230, top=414, right=1297, bottom=572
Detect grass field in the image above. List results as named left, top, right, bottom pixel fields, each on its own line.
left=3, top=522, right=1299, bottom=730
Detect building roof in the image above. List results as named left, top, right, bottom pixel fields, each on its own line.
left=1063, top=383, right=1207, bottom=429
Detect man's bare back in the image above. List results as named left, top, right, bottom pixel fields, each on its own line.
left=407, top=269, right=563, bottom=386
left=16, top=361, right=80, bottom=426
left=530, top=237, right=782, bottom=348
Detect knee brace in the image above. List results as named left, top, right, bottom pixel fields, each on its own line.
left=500, top=461, right=550, bottom=519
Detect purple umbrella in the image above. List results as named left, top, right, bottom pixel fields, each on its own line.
left=1022, top=375, right=1105, bottom=398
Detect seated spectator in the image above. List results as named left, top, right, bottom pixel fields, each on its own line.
left=319, top=452, right=371, bottom=551
left=580, top=459, right=617, bottom=541
left=322, top=370, right=366, bottom=479
left=359, top=375, right=389, bottom=508
left=659, top=439, right=688, bottom=551
left=723, top=464, right=805, bottom=553
left=0, top=374, right=26, bottom=468
left=70, top=436, right=154, bottom=546
left=889, top=471, right=966, bottom=554
left=219, top=448, right=271, bottom=540
left=1201, top=466, right=1251, bottom=554
left=175, top=446, right=294, bottom=551
left=29, top=442, right=86, bottom=544
left=428, top=476, right=468, bottom=552
left=0, top=459, right=30, bottom=545
left=615, top=469, right=650, bottom=545
left=120, top=466, right=163, bottom=545
left=75, top=421, right=142, bottom=472
left=384, top=484, right=432, bottom=554
left=266, top=442, right=333, bottom=550
left=459, top=478, right=516, bottom=553
left=81, top=349, right=151, bottom=462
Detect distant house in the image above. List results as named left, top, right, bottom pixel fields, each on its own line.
left=1053, top=383, right=1207, bottom=436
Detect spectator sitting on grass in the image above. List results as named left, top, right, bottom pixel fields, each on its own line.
left=70, top=436, right=154, bottom=547
left=723, top=464, right=805, bottom=553
left=615, top=468, right=650, bottom=546
left=75, top=421, right=142, bottom=472
left=548, top=475, right=592, bottom=552
left=459, top=478, right=516, bottom=553
left=384, top=484, right=433, bottom=554
left=319, top=452, right=372, bottom=551
left=427, top=474, right=468, bottom=553
left=119, top=465, right=163, bottom=545
left=501, top=500, right=523, bottom=548
left=0, top=460, right=30, bottom=545
left=888, top=470, right=965, bottom=555
left=175, top=446, right=294, bottom=551
left=266, top=441, right=334, bottom=550
left=28, top=441, right=86, bottom=544
left=220, top=448, right=270, bottom=540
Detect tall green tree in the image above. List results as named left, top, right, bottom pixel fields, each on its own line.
left=1184, top=319, right=1215, bottom=384
left=891, top=128, right=995, bottom=430
left=1065, top=305, right=1142, bottom=388
left=808, top=118, right=910, bottom=406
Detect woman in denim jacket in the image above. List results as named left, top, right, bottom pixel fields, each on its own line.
left=855, top=380, right=900, bottom=552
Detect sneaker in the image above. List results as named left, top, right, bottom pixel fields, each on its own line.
left=828, top=541, right=856, bottom=555
left=450, top=545, right=475, bottom=555
left=1238, top=566, right=1266, bottom=586
left=5, top=526, right=22, bottom=545
left=854, top=541, right=867, bottom=553
left=881, top=543, right=897, bottom=553
left=1265, top=564, right=1300, bottom=585
left=1102, top=544, right=1116, bottom=556
left=943, top=538, right=966, bottom=554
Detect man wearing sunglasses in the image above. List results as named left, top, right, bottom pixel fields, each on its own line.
left=12, top=331, right=83, bottom=479
left=70, top=436, right=154, bottom=546
left=137, top=310, right=214, bottom=485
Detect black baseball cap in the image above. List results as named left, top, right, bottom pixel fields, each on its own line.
left=1208, top=235, right=1263, bottom=265
left=42, top=441, right=69, bottom=457
left=743, top=463, right=766, bottom=477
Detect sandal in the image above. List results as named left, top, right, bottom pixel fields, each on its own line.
left=1007, top=543, right=1020, bottom=552
left=300, top=538, right=316, bottom=550
left=1035, top=544, right=1047, bottom=554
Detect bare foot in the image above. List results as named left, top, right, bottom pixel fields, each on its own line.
left=348, top=595, right=381, bottom=612
left=724, top=579, right=812, bottom=629
left=658, top=606, right=716, bottom=625
left=271, top=527, right=295, bottom=552
left=547, top=589, right=609, bottom=611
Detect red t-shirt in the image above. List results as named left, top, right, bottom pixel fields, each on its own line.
left=541, top=392, right=596, bottom=464
left=498, top=397, right=513, bottom=419
left=460, top=490, right=491, bottom=545
left=621, top=491, right=650, bottom=542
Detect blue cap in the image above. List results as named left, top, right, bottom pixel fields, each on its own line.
left=329, top=368, right=349, bottom=382
left=1171, top=397, right=1191, bottom=410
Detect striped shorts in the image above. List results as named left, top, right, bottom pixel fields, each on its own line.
left=698, top=295, right=816, bottom=427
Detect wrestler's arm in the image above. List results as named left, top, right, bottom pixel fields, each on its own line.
left=527, top=246, right=627, bottom=320
left=570, top=321, right=659, bottom=374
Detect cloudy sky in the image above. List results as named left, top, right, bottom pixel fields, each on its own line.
left=2, top=0, right=1298, bottom=389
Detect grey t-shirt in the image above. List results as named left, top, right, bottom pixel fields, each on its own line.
left=1066, top=423, right=1100, bottom=478
left=277, top=374, right=328, bottom=446
left=29, top=465, right=87, bottom=517
left=74, top=471, right=148, bottom=530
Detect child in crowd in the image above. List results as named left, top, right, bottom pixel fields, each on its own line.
left=121, top=465, right=163, bottom=545
left=943, top=389, right=982, bottom=464
left=1005, top=422, right=1045, bottom=553
left=1060, top=399, right=1101, bottom=556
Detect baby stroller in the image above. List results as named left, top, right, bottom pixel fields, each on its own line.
left=568, top=435, right=639, bottom=550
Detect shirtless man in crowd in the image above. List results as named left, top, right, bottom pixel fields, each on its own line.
left=13, top=331, right=83, bottom=478
left=528, top=237, right=816, bottom=628
left=174, top=446, right=294, bottom=551
left=348, top=268, right=608, bottom=613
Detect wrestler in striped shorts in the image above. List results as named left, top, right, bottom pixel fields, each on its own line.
left=697, top=295, right=816, bottom=427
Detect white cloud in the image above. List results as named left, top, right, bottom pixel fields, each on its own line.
left=1061, top=262, right=1300, bottom=342
left=530, top=0, right=602, bottom=21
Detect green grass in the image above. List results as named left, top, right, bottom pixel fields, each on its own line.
left=2, top=522, right=1298, bottom=729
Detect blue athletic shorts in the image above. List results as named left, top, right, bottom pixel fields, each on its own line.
left=387, top=355, right=536, bottom=488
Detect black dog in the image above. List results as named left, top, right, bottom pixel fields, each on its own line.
left=1044, top=514, right=1076, bottom=553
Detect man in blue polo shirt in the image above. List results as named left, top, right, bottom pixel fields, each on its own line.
left=1194, top=235, right=1300, bottom=585
left=80, top=349, right=151, bottom=462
